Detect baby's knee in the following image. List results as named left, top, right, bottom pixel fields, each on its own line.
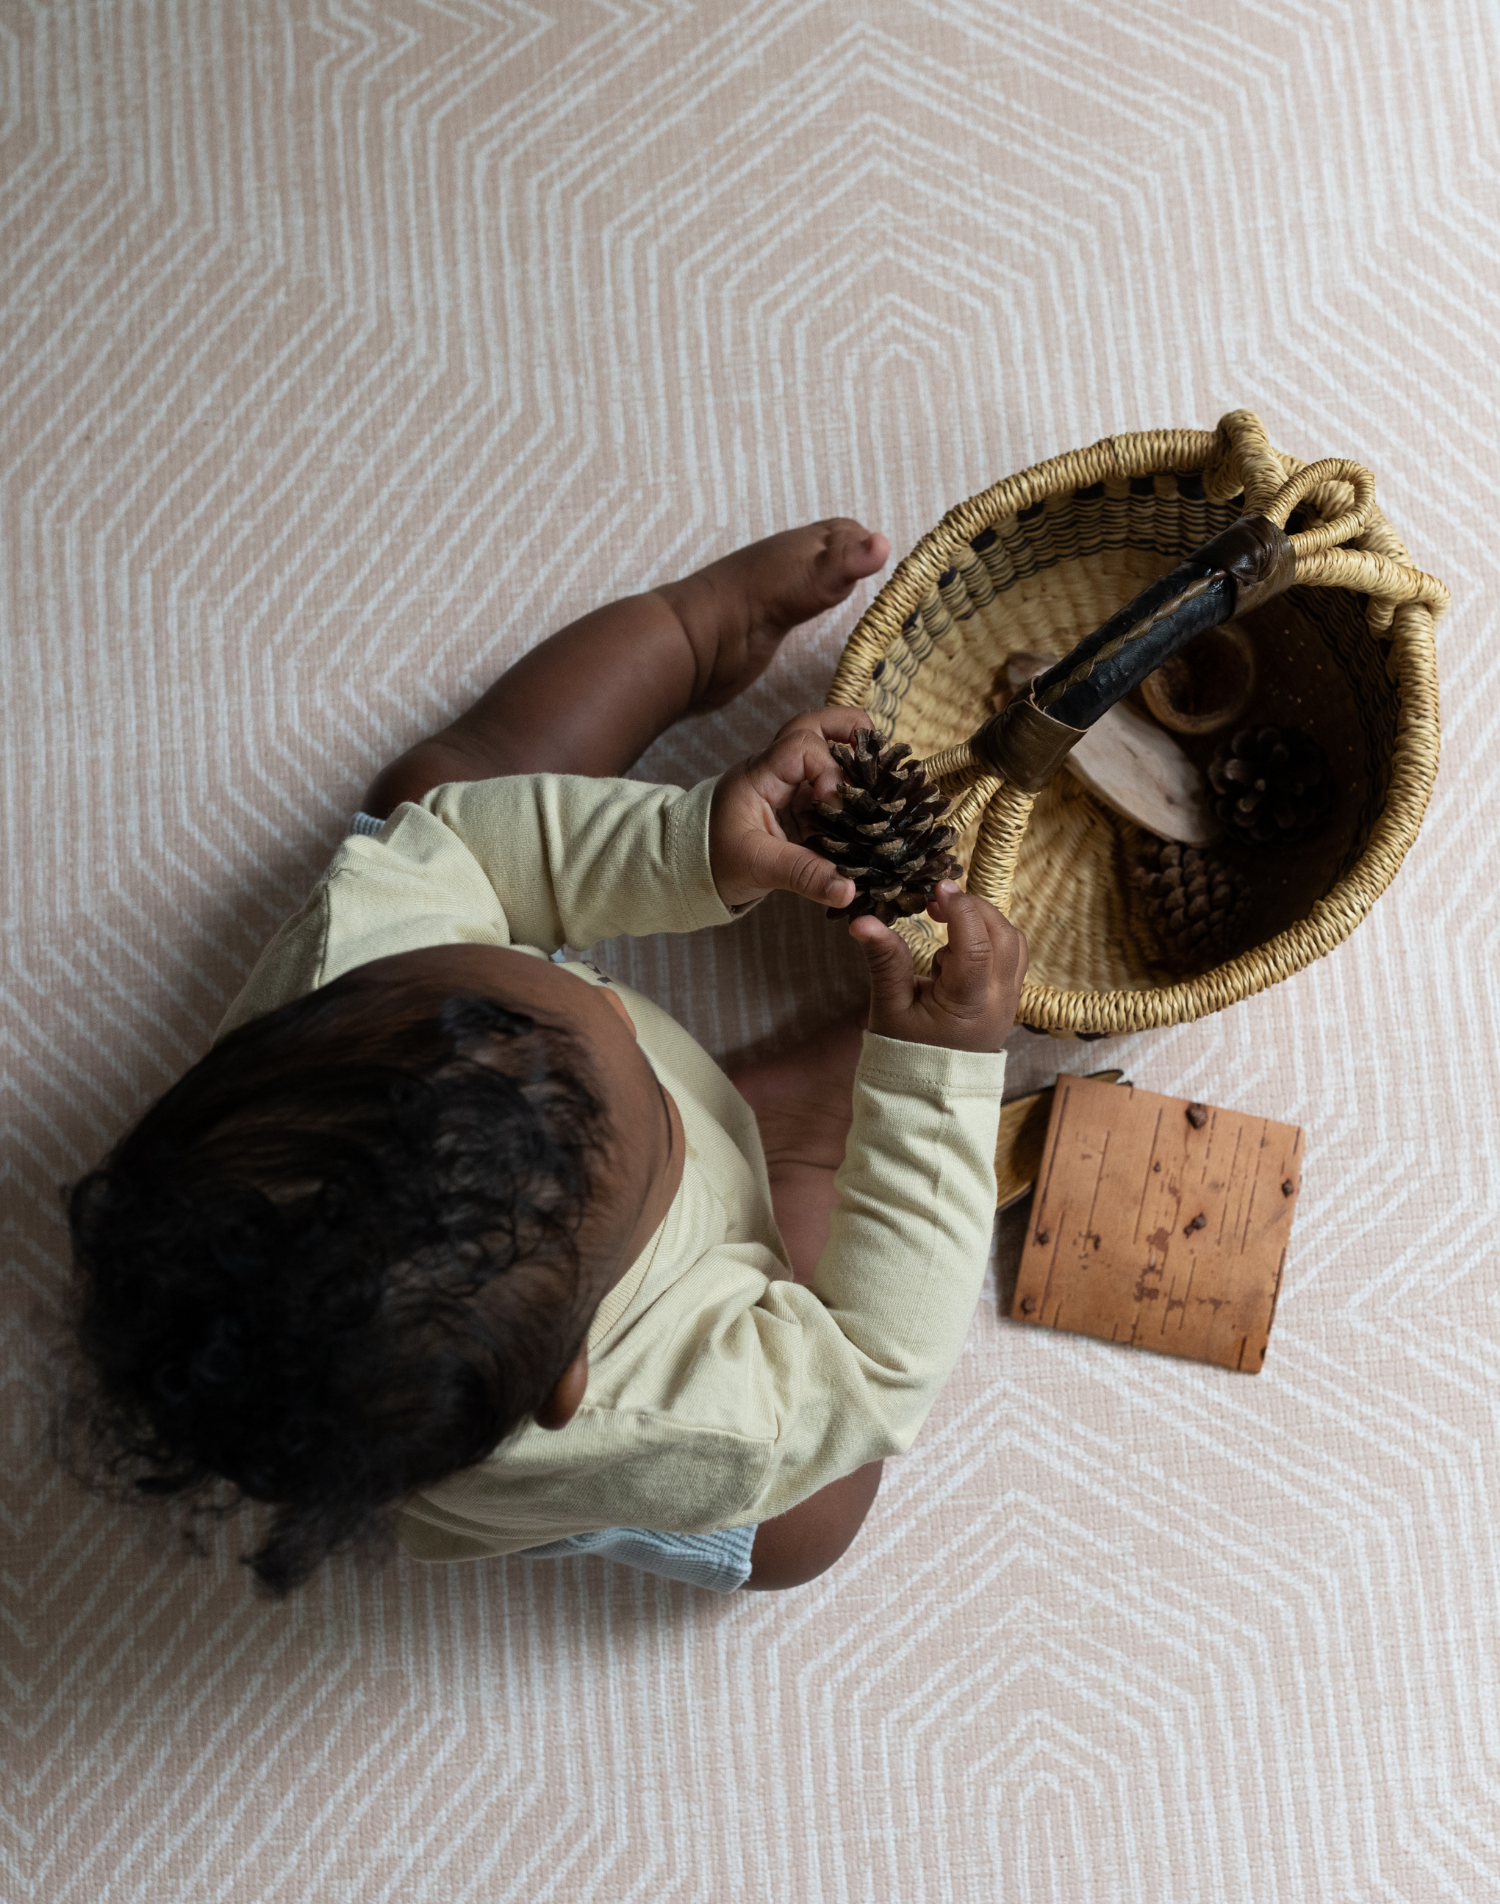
left=742, top=1459, right=883, bottom=1590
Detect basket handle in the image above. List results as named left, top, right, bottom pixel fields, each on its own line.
left=920, top=513, right=1297, bottom=796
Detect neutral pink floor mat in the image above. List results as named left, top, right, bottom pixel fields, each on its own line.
left=6, top=5, right=1499, bottom=1899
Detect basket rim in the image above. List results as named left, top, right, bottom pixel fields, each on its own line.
left=826, top=420, right=1444, bottom=1034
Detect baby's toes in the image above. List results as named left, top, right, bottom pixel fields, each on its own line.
left=813, top=519, right=890, bottom=601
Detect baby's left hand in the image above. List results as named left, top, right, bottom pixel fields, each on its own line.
left=709, top=708, right=874, bottom=911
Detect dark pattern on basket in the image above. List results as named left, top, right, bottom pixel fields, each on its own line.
left=868, top=476, right=1245, bottom=734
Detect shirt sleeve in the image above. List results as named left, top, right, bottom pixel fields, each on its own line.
left=724, top=1031, right=1006, bottom=1522
left=419, top=772, right=738, bottom=952
left=215, top=772, right=739, bottom=1037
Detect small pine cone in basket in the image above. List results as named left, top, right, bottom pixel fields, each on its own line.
left=806, top=727, right=961, bottom=925
left=1133, top=838, right=1254, bottom=972
left=1208, top=725, right=1330, bottom=846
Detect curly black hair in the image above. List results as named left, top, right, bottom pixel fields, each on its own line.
left=66, top=973, right=607, bottom=1594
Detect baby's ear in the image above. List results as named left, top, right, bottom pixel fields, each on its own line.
left=534, top=1346, right=588, bottom=1430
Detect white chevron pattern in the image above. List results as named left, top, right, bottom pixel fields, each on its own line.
left=4, top=2, right=1500, bottom=1898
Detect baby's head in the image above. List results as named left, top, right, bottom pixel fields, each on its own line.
left=67, top=946, right=680, bottom=1592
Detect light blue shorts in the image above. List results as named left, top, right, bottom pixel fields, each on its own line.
left=351, top=812, right=761, bottom=1594
left=518, top=1524, right=758, bottom=1593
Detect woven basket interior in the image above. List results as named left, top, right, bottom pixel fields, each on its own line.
left=864, top=473, right=1398, bottom=995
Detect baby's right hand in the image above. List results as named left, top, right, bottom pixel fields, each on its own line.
left=850, top=883, right=1028, bottom=1054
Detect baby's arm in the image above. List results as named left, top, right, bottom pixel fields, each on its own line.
left=417, top=708, right=862, bottom=952
left=216, top=709, right=875, bottom=1036
left=736, top=885, right=1028, bottom=1524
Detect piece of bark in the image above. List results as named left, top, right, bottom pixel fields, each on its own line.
left=993, top=651, right=1055, bottom=703
left=992, top=653, right=1216, bottom=844
left=1063, top=700, right=1217, bottom=844
left=995, top=1069, right=1123, bottom=1210
left=989, top=658, right=1210, bottom=845
left=1010, top=1075, right=1303, bottom=1373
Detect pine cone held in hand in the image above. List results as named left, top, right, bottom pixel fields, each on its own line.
left=1208, top=725, right=1330, bottom=846
left=806, top=727, right=961, bottom=924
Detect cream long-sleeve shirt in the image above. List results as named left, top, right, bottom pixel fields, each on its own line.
left=216, top=774, right=1006, bottom=1559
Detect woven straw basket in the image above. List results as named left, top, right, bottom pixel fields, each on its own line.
left=826, top=410, right=1449, bottom=1037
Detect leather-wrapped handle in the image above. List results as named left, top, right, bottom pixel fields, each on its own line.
left=959, top=514, right=1296, bottom=792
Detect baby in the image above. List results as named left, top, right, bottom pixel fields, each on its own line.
left=68, top=521, right=1027, bottom=1594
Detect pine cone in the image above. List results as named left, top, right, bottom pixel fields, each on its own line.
left=1133, top=837, right=1254, bottom=971
left=806, top=727, right=961, bottom=924
left=1208, top=725, right=1329, bottom=846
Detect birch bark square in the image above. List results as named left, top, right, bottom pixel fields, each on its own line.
left=1010, top=1074, right=1303, bottom=1373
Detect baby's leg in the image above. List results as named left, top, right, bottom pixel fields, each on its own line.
left=364, top=520, right=888, bottom=813
left=729, top=1014, right=865, bottom=1284
left=732, top=1017, right=885, bottom=1587
left=743, top=1456, right=883, bottom=1590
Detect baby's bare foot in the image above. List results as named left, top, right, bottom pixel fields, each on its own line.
left=657, top=519, right=889, bottom=714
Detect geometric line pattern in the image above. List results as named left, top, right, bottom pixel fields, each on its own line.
left=4, top=2, right=1499, bottom=1897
